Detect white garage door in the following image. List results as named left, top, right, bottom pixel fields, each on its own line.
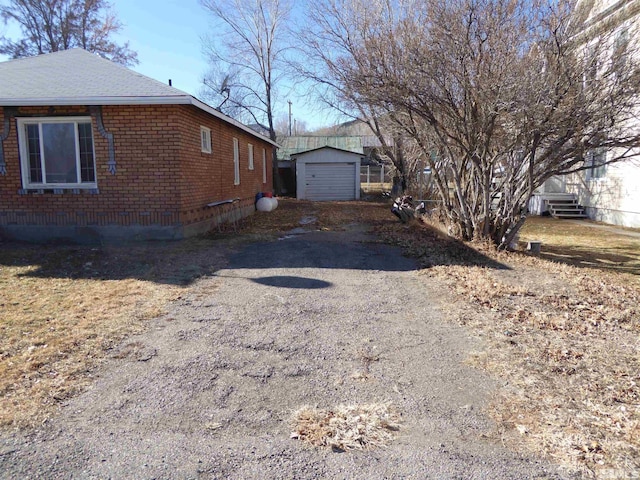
left=304, top=162, right=356, bottom=201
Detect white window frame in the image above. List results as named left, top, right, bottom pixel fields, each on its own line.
left=233, top=137, right=240, bottom=185
left=17, top=116, right=97, bottom=189
left=248, top=143, right=254, bottom=170
left=586, top=148, right=607, bottom=181
left=200, top=126, right=212, bottom=154
left=612, top=27, right=630, bottom=75
left=262, top=148, right=267, bottom=184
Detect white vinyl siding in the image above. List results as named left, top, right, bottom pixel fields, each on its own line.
left=17, top=116, right=96, bottom=189
left=262, top=148, right=267, bottom=184
left=233, top=137, right=240, bottom=185
left=248, top=143, right=254, bottom=170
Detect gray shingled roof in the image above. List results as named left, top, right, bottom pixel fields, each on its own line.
left=0, top=49, right=278, bottom=146
left=0, top=48, right=189, bottom=103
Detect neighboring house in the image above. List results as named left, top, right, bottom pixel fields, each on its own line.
left=531, top=0, right=640, bottom=227
left=292, top=146, right=362, bottom=201
left=0, top=49, right=276, bottom=243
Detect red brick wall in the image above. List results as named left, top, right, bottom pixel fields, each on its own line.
left=0, top=104, right=274, bottom=237
left=175, top=105, right=274, bottom=227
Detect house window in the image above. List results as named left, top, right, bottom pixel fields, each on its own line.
left=201, top=126, right=212, bottom=154
left=262, top=148, right=267, bottom=184
left=586, top=149, right=607, bottom=180
left=248, top=143, right=254, bottom=170
left=613, top=28, right=629, bottom=74
left=233, top=137, right=240, bottom=185
left=17, top=117, right=96, bottom=189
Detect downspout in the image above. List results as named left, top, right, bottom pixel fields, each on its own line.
left=0, top=108, right=17, bottom=176
left=89, top=106, right=116, bottom=174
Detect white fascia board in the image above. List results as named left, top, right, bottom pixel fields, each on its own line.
left=1, top=95, right=280, bottom=148
left=0, top=96, right=193, bottom=106
left=189, top=97, right=279, bottom=148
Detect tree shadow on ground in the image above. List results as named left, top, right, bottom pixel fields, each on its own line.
left=251, top=276, right=333, bottom=289
left=0, top=237, right=237, bottom=286
left=373, top=220, right=510, bottom=271
left=228, top=221, right=509, bottom=273
left=0, top=219, right=509, bottom=287
left=535, top=244, right=640, bottom=276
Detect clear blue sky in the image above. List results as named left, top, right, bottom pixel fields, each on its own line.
left=0, top=0, right=337, bottom=130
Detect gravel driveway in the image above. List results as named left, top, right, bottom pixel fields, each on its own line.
left=0, top=225, right=563, bottom=479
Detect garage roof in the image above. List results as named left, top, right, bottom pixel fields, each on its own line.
left=277, top=136, right=363, bottom=160
left=291, top=145, right=365, bottom=158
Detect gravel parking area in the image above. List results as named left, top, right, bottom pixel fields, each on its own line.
left=0, top=224, right=563, bottom=479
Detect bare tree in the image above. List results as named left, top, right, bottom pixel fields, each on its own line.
left=273, top=113, right=290, bottom=136
left=296, top=0, right=423, bottom=195
left=200, top=0, right=291, bottom=192
left=0, top=0, right=137, bottom=65
left=307, top=0, right=640, bottom=247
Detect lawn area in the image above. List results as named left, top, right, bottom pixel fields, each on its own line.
left=520, top=216, right=640, bottom=282
left=1, top=200, right=638, bottom=478
left=0, top=239, right=235, bottom=428
left=374, top=212, right=640, bottom=477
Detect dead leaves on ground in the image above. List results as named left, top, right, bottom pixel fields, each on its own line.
left=424, top=263, right=640, bottom=477
left=291, top=403, right=401, bottom=451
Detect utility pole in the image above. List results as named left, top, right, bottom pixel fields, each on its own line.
left=288, top=100, right=292, bottom=136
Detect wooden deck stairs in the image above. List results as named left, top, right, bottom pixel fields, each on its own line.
left=546, top=193, right=587, bottom=219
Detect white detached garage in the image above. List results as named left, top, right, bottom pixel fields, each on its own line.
left=293, top=146, right=362, bottom=201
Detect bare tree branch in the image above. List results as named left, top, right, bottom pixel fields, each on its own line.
left=199, top=0, right=292, bottom=192
left=305, top=0, right=640, bottom=246
left=0, top=0, right=137, bottom=66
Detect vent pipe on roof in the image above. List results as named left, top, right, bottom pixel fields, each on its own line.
left=169, top=79, right=172, bottom=86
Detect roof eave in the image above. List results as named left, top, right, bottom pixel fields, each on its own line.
left=0, top=95, right=193, bottom=106
left=190, top=97, right=279, bottom=148
left=0, top=95, right=280, bottom=148
left=291, top=145, right=365, bottom=157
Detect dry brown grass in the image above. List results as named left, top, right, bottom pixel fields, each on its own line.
left=428, top=262, right=640, bottom=478
left=229, top=198, right=392, bottom=235
left=520, top=217, right=640, bottom=283
left=0, top=239, right=231, bottom=430
left=291, top=403, right=401, bottom=451
left=375, top=214, right=640, bottom=478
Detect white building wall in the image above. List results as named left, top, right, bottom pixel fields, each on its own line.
left=564, top=0, right=640, bottom=228
left=294, top=148, right=362, bottom=201
left=566, top=149, right=640, bottom=228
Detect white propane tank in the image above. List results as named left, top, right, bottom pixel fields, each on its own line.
left=256, top=196, right=273, bottom=212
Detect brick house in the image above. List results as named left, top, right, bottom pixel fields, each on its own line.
left=0, top=49, right=277, bottom=242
